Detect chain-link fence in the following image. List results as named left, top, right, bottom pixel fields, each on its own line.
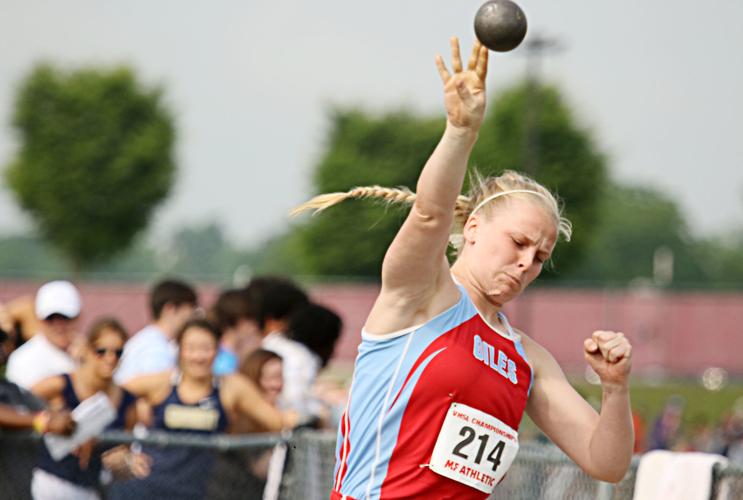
left=1, top=430, right=742, bottom=499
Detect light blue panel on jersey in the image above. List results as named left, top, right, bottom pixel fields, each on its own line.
left=361, top=346, right=446, bottom=499
left=512, top=338, right=534, bottom=397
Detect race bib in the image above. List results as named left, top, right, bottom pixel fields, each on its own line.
left=164, top=404, right=220, bottom=431
left=429, top=402, right=519, bottom=494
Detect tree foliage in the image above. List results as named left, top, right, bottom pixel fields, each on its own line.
left=691, top=229, right=743, bottom=288
left=561, top=184, right=707, bottom=286
left=4, top=63, right=176, bottom=270
left=166, top=222, right=253, bottom=280
left=290, top=82, right=608, bottom=279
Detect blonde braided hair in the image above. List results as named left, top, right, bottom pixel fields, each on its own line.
left=289, top=186, right=417, bottom=217
left=291, top=170, right=572, bottom=254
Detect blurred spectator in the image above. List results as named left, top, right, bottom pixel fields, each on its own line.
left=683, top=418, right=720, bottom=453
left=243, top=276, right=322, bottom=415
left=266, top=303, right=342, bottom=419
left=233, top=349, right=283, bottom=433
left=6, top=281, right=81, bottom=389
left=210, top=288, right=261, bottom=376
left=31, top=318, right=150, bottom=499
left=114, top=319, right=296, bottom=500
left=245, top=276, right=309, bottom=340
left=115, top=279, right=197, bottom=384
left=241, top=349, right=283, bottom=408
left=214, top=349, right=285, bottom=499
left=286, top=302, right=342, bottom=370
left=2, top=294, right=40, bottom=343
left=0, top=403, right=74, bottom=435
left=632, top=409, right=646, bottom=453
left=0, top=301, right=75, bottom=434
left=722, top=397, right=743, bottom=464
left=648, top=396, right=685, bottom=450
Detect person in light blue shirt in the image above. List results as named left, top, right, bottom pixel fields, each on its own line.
left=114, top=279, right=197, bottom=384
left=210, top=288, right=261, bottom=376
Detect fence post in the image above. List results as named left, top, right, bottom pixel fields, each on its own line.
left=596, top=481, right=613, bottom=500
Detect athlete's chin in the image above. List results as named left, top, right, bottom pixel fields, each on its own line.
left=487, top=286, right=521, bottom=305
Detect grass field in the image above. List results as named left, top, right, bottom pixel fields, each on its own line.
left=574, top=379, right=743, bottom=425
left=512, top=378, right=743, bottom=446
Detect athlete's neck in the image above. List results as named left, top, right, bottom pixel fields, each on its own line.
left=450, top=263, right=504, bottom=327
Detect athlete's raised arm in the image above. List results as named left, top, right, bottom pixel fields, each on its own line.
left=365, top=38, right=489, bottom=334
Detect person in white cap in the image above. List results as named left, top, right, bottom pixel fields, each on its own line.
left=5, top=280, right=81, bottom=389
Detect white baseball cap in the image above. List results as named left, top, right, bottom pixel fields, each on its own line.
left=35, top=280, right=82, bottom=320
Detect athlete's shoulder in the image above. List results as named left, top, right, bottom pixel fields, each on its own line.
left=363, top=280, right=467, bottom=339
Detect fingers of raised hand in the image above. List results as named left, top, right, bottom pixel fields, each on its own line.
left=467, top=40, right=481, bottom=71
left=464, top=40, right=488, bottom=81
left=439, top=38, right=488, bottom=85
left=435, top=54, right=451, bottom=84
left=475, top=45, right=488, bottom=81
left=583, top=338, right=599, bottom=354
left=450, top=36, right=463, bottom=73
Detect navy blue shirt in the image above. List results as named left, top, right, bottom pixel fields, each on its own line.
left=109, top=378, right=228, bottom=500
left=37, top=373, right=135, bottom=487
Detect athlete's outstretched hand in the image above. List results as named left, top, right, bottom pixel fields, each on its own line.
left=435, top=37, right=489, bottom=132
left=583, top=331, right=632, bottom=390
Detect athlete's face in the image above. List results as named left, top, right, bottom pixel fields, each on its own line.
left=179, top=327, right=218, bottom=379
left=461, top=198, right=557, bottom=306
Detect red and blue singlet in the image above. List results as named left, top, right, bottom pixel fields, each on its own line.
left=332, top=285, right=534, bottom=500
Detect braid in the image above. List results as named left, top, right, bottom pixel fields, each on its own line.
left=454, top=195, right=473, bottom=226
left=290, top=186, right=417, bottom=217
left=290, top=170, right=571, bottom=257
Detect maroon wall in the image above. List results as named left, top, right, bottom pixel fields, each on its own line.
left=3, top=281, right=741, bottom=377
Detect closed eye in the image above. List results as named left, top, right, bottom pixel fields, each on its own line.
left=535, top=250, right=552, bottom=264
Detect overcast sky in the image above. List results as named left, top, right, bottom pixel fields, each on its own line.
left=1, top=0, right=741, bottom=246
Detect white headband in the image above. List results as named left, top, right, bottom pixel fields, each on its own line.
left=469, top=189, right=550, bottom=217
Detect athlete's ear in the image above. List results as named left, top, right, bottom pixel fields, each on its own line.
left=463, top=215, right=480, bottom=245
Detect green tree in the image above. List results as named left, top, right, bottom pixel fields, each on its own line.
left=290, top=82, right=607, bottom=279
left=166, top=222, right=254, bottom=282
left=693, top=229, right=743, bottom=288
left=562, top=183, right=707, bottom=287
left=4, top=63, right=176, bottom=272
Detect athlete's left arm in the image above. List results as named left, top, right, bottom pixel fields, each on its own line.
left=524, top=331, right=633, bottom=483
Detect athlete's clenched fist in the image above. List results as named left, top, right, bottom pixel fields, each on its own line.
left=583, top=330, right=632, bottom=389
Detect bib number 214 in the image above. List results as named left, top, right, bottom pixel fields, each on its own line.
left=453, top=425, right=505, bottom=472
left=429, top=403, right=519, bottom=494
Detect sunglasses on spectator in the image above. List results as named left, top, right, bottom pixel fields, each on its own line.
left=94, top=347, right=124, bottom=358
